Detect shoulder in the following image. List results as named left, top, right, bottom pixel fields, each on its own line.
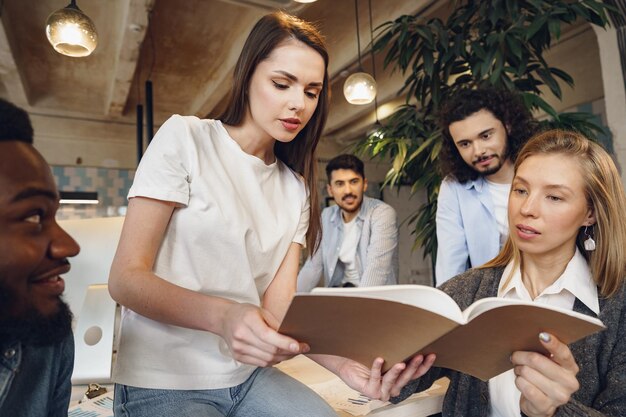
left=439, top=267, right=504, bottom=308
left=48, top=332, right=75, bottom=362
left=160, top=114, right=202, bottom=130
left=20, top=332, right=74, bottom=372
left=321, top=204, right=340, bottom=221
left=363, top=196, right=395, bottom=215
left=163, top=115, right=229, bottom=137
left=152, top=115, right=215, bottom=150
left=600, top=282, right=626, bottom=324
left=440, top=175, right=478, bottom=192
left=437, top=176, right=460, bottom=199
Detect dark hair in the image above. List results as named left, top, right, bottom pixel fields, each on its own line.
left=0, top=98, right=33, bottom=144
left=438, top=88, right=537, bottom=183
left=218, top=11, right=329, bottom=255
left=325, top=154, right=365, bottom=183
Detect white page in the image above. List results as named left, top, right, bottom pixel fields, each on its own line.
left=462, top=296, right=604, bottom=327
left=310, top=285, right=465, bottom=323
left=68, top=391, right=113, bottom=417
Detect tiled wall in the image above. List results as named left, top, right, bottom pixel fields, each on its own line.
left=51, top=166, right=135, bottom=220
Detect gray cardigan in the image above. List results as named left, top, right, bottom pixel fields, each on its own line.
left=391, top=267, right=626, bottom=417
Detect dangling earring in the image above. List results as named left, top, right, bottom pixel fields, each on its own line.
left=583, top=225, right=596, bottom=251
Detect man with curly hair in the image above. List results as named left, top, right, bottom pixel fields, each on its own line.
left=435, top=88, right=537, bottom=285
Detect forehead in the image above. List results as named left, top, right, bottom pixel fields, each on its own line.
left=258, top=39, right=325, bottom=81
left=0, top=142, right=57, bottom=201
left=517, top=153, right=585, bottom=189
left=449, top=109, right=503, bottom=140
left=330, top=169, right=362, bottom=182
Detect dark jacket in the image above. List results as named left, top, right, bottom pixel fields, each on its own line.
left=391, top=267, right=626, bottom=417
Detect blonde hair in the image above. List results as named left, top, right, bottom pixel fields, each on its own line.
left=482, top=129, right=626, bottom=297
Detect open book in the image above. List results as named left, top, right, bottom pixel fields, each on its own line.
left=278, top=285, right=605, bottom=381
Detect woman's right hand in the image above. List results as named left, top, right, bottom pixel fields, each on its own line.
left=220, top=303, right=309, bottom=367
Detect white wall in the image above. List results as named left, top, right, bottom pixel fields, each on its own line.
left=383, top=186, right=433, bottom=286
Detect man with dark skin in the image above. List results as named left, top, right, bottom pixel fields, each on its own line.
left=0, top=98, right=80, bottom=416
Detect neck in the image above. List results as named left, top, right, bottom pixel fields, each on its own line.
left=342, top=207, right=360, bottom=223
left=520, top=248, right=576, bottom=299
left=485, top=159, right=514, bottom=184
left=222, top=121, right=276, bottom=165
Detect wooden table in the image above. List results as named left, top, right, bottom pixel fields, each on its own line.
left=70, top=355, right=446, bottom=416
left=276, top=355, right=447, bottom=417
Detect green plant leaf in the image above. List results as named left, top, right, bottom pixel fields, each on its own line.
left=355, top=0, right=613, bottom=276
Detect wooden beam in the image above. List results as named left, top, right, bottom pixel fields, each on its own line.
left=0, top=19, right=28, bottom=106
left=106, top=0, right=155, bottom=116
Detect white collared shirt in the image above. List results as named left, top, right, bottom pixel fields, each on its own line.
left=489, top=248, right=599, bottom=417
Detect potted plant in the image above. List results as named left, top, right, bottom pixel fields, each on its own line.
left=355, top=0, right=615, bottom=276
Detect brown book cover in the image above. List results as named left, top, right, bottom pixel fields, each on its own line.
left=278, top=285, right=605, bottom=381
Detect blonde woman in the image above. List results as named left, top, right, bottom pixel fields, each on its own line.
left=390, top=130, right=626, bottom=416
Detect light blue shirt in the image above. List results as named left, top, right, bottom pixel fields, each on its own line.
left=297, top=196, right=399, bottom=290
left=435, top=176, right=501, bottom=285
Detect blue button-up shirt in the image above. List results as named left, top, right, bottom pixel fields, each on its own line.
left=297, top=196, right=399, bottom=290
left=0, top=333, right=74, bottom=416
left=435, top=176, right=501, bottom=286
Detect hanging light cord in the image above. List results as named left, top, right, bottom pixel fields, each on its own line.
left=367, top=0, right=379, bottom=124
left=354, top=0, right=363, bottom=71
left=147, top=9, right=156, bottom=81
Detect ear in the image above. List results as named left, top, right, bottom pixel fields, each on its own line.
left=326, top=183, right=333, bottom=198
left=363, top=178, right=368, bottom=193
left=583, top=207, right=596, bottom=227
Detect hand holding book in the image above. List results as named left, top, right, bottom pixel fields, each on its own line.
left=278, top=285, right=604, bottom=381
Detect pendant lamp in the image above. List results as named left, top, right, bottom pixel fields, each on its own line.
left=343, top=0, right=377, bottom=105
left=46, top=0, right=98, bottom=57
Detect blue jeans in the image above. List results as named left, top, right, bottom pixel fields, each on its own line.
left=113, top=367, right=337, bottom=416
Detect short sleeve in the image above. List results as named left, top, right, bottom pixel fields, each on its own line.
left=128, top=115, right=193, bottom=206
left=292, top=186, right=310, bottom=246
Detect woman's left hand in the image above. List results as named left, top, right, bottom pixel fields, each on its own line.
left=336, top=354, right=436, bottom=401
left=512, top=332, right=580, bottom=417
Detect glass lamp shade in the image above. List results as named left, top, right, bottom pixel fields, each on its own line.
left=46, top=3, right=98, bottom=57
left=343, top=72, right=377, bottom=105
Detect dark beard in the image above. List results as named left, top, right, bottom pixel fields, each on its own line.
left=0, top=290, right=73, bottom=347
left=479, top=159, right=504, bottom=176
left=474, top=143, right=510, bottom=177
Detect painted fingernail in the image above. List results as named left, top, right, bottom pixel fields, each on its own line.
left=539, top=332, right=551, bottom=343
left=302, top=344, right=310, bottom=353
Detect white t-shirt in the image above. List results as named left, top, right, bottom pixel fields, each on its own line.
left=338, top=216, right=360, bottom=286
left=113, top=115, right=310, bottom=390
left=486, top=180, right=510, bottom=247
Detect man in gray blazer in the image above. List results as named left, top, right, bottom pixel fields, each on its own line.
left=298, top=154, right=398, bottom=290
